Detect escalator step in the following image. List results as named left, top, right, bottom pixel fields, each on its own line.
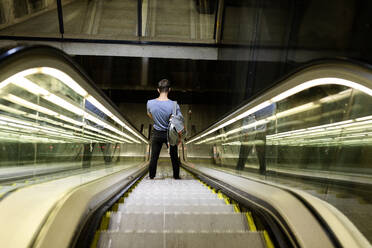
left=128, top=190, right=212, bottom=195
left=118, top=204, right=235, bottom=213
left=121, top=198, right=227, bottom=206
left=125, top=193, right=218, bottom=199
left=108, top=213, right=249, bottom=232
left=97, top=231, right=266, bottom=248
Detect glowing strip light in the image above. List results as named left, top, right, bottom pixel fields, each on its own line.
left=40, top=129, right=100, bottom=143
left=0, top=115, right=105, bottom=143
left=213, top=91, right=352, bottom=144
left=0, top=110, right=124, bottom=144
left=187, top=101, right=271, bottom=144
left=57, top=115, right=84, bottom=127
left=0, top=103, right=28, bottom=116
left=0, top=114, right=39, bottom=127
left=0, top=68, right=39, bottom=90
left=318, top=89, right=351, bottom=103
left=40, top=67, right=87, bottom=97
left=4, top=94, right=58, bottom=116
left=356, top=116, right=372, bottom=122
left=275, top=103, right=317, bottom=118
left=271, top=78, right=372, bottom=102
left=41, top=67, right=146, bottom=143
left=13, top=77, right=85, bottom=116
left=0, top=131, right=65, bottom=143
left=83, top=129, right=121, bottom=143
left=307, top=120, right=353, bottom=130
left=267, top=118, right=372, bottom=142
left=85, top=95, right=140, bottom=141
left=196, top=100, right=319, bottom=144
left=3, top=93, right=133, bottom=143
left=186, top=77, right=372, bottom=145
left=84, top=113, right=138, bottom=143
left=267, top=137, right=372, bottom=147
left=196, top=119, right=269, bottom=145
left=2, top=95, right=84, bottom=129
left=84, top=126, right=131, bottom=143
left=1, top=67, right=147, bottom=144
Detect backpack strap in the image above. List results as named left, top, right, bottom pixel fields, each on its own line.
left=173, top=101, right=177, bottom=116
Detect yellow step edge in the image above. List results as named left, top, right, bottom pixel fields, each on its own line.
left=263, top=230, right=275, bottom=248
left=217, top=192, right=223, bottom=199
left=90, top=231, right=101, bottom=248
left=99, top=212, right=111, bottom=230
left=112, top=203, right=119, bottom=212
left=245, top=212, right=257, bottom=232
left=233, top=204, right=240, bottom=213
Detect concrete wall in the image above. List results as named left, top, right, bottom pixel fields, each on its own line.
left=0, top=0, right=72, bottom=29
left=218, top=0, right=372, bottom=108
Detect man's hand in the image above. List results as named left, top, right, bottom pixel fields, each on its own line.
left=177, top=132, right=182, bottom=145
left=147, top=112, right=153, bottom=120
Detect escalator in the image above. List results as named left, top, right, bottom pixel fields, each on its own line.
left=94, top=164, right=270, bottom=248
left=0, top=46, right=372, bottom=248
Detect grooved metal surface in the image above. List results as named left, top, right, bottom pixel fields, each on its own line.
left=98, top=165, right=265, bottom=248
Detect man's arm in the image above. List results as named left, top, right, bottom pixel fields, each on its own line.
left=146, top=101, right=153, bottom=120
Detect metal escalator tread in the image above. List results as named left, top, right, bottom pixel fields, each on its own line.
left=98, top=232, right=266, bottom=248
left=118, top=204, right=236, bottom=213
left=97, top=165, right=266, bottom=248
left=122, top=198, right=227, bottom=205
left=109, top=212, right=249, bottom=232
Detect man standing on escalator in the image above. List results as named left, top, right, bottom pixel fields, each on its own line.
left=147, top=79, right=183, bottom=179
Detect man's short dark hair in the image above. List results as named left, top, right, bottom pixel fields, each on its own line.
left=158, top=79, right=171, bottom=92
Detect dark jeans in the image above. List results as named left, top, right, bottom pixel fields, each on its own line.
left=149, top=129, right=180, bottom=179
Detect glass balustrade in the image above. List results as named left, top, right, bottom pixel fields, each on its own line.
left=0, top=47, right=148, bottom=198
left=184, top=63, right=372, bottom=243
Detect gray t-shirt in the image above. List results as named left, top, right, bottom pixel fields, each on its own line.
left=147, top=99, right=182, bottom=131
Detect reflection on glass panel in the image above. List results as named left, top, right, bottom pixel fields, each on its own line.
left=0, top=0, right=60, bottom=37
left=185, top=77, right=372, bottom=242
left=63, top=0, right=138, bottom=40
left=221, top=1, right=291, bottom=46
left=0, top=66, right=147, bottom=192
left=143, top=0, right=216, bottom=42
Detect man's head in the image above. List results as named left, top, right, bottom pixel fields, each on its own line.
left=157, top=79, right=171, bottom=93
